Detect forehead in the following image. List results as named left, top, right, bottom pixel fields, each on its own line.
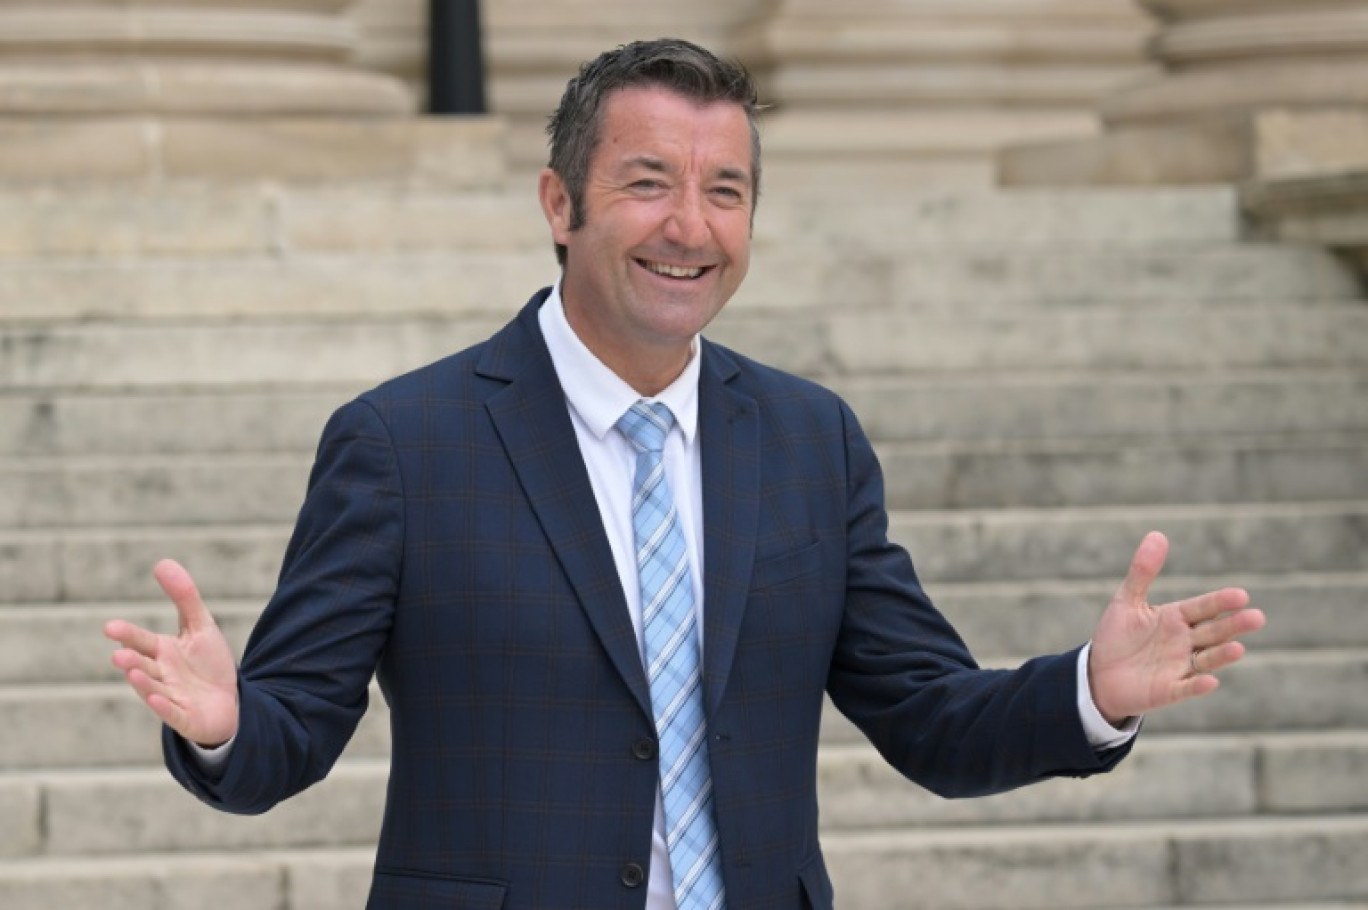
left=592, top=85, right=753, bottom=177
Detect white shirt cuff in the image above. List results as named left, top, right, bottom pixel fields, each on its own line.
left=1077, top=642, right=1141, bottom=750
left=188, top=734, right=237, bottom=773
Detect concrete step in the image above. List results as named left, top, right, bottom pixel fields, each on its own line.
left=5, top=369, right=1366, bottom=461
left=754, top=186, right=1248, bottom=250
left=3, top=641, right=1364, bottom=769
left=820, top=648, right=1368, bottom=740
left=4, top=431, right=1365, bottom=529
left=1, top=817, right=1364, bottom=910
left=3, top=569, right=1361, bottom=686
left=833, top=369, right=1368, bottom=442
left=5, top=305, right=1366, bottom=392
left=0, top=732, right=1364, bottom=855
left=0, top=245, right=1355, bottom=325
left=816, top=731, right=1368, bottom=831
left=0, top=850, right=372, bottom=910
left=931, top=571, right=1368, bottom=656
left=822, top=816, right=1368, bottom=909
left=0, top=185, right=1246, bottom=264
left=0, top=683, right=390, bottom=771
left=890, top=500, right=1368, bottom=583
left=874, top=433, right=1368, bottom=510
left=2, top=501, right=1363, bottom=603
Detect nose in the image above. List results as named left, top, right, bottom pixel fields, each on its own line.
left=661, top=188, right=710, bottom=250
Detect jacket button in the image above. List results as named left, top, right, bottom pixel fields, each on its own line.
left=621, top=863, right=645, bottom=888
left=632, top=738, right=657, bottom=760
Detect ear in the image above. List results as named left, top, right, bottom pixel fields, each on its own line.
left=538, top=168, right=574, bottom=246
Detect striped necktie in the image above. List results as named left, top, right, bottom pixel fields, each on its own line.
left=616, top=400, right=726, bottom=910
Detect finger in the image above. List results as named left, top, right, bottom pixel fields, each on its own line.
left=111, top=648, right=164, bottom=683
left=1173, top=673, right=1221, bottom=703
left=1115, top=531, right=1169, bottom=605
left=152, top=559, right=213, bottom=635
left=1177, top=587, right=1251, bottom=627
left=1193, top=640, right=1247, bottom=676
left=1190, top=606, right=1266, bottom=651
left=103, top=619, right=162, bottom=658
left=125, top=666, right=175, bottom=705
left=144, top=691, right=191, bottom=734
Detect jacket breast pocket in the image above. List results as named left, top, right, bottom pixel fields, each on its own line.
left=751, top=540, right=821, bottom=591
left=368, top=870, right=506, bottom=909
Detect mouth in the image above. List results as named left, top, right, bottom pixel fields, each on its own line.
left=637, top=258, right=712, bottom=281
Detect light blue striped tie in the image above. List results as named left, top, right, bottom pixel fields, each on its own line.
left=616, top=400, right=726, bottom=910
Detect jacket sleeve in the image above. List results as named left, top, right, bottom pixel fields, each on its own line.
left=825, top=400, right=1132, bottom=799
left=164, top=397, right=404, bottom=814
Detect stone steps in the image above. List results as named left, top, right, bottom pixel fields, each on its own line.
left=2, top=500, right=1364, bottom=602
left=3, top=569, right=1362, bottom=687
left=0, top=731, right=1361, bottom=858
left=6, top=642, right=1363, bottom=771
left=4, top=370, right=1365, bottom=461
left=2, top=304, right=1366, bottom=392
left=0, top=244, right=1355, bottom=324
left=0, top=185, right=1249, bottom=262
left=2, top=431, right=1365, bottom=528
left=1, top=818, right=1366, bottom=910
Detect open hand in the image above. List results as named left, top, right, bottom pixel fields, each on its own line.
left=104, top=559, right=240, bottom=748
left=1088, top=531, right=1266, bottom=726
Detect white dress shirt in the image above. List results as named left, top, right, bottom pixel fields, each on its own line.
left=196, top=281, right=1136, bottom=910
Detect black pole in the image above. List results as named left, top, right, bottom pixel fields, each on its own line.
left=428, top=0, right=487, bottom=114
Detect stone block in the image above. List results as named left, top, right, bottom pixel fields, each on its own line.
left=925, top=571, right=1368, bottom=657
left=43, top=763, right=386, bottom=855
left=0, top=187, right=276, bottom=259
left=0, top=856, right=284, bottom=910
left=835, top=372, right=1368, bottom=442
left=160, top=117, right=506, bottom=188
left=0, top=119, right=151, bottom=183
left=0, top=682, right=389, bottom=769
left=0, top=391, right=343, bottom=460
left=999, top=116, right=1254, bottom=187
left=874, top=435, right=1368, bottom=510
left=0, top=534, right=60, bottom=603
left=823, top=825, right=1172, bottom=910
left=279, top=189, right=548, bottom=253
left=0, top=779, right=40, bottom=857
left=1253, top=110, right=1368, bottom=182
left=817, top=737, right=1255, bottom=830
left=1261, top=733, right=1368, bottom=813
left=887, top=501, right=1368, bottom=583
left=0, top=455, right=313, bottom=529
left=1145, top=650, right=1368, bottom=734
left=284, top=849, right=377, bottom=910
left=1173, top=817, right=1368, bottom=904
left=0, top=602, right=262, bottom=685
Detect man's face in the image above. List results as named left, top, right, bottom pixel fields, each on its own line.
left=540, top=85, right=754, bottom=390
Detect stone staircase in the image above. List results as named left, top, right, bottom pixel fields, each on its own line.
left=1, top=179, right=1366, bottom=909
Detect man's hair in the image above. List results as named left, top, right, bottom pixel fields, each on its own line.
left=545, top=38, right=763, bottom=267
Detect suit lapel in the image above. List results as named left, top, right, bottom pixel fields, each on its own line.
left=698, top=342, right=760, bottom=717
left=479, top=295, right=653, bottom=721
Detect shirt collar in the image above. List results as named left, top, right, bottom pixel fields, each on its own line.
left=538, top=280, right=700, bottom=444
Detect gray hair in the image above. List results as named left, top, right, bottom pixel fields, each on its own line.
left=545, top=38, right=763, bottom=267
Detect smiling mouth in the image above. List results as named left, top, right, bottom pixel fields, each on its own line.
left=638, top=259, right=710, bottom=280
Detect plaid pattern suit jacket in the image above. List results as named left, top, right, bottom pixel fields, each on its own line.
left=165, top=289, right=1131, bottom=909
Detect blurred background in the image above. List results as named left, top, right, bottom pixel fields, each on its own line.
left=1, top=1, right=1366, bottom=907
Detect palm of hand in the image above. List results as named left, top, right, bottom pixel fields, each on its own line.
left=1087, top=532, right=1263, bottom=726
left=105, top=559, right=241, bottom=748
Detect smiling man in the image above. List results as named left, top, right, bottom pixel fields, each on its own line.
left=106, top=38, right=1264, bottom=910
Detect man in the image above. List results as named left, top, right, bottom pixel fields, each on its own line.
left=105, top=39, right=1265, bottom=910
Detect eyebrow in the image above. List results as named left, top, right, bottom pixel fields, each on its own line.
left=622, top=156, right=752, bottom=185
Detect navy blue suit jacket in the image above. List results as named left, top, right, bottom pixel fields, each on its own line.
left=166, top=290, right=1130, bottom=909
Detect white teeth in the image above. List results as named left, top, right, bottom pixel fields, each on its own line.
left=642, top=261, right=704, bottom=279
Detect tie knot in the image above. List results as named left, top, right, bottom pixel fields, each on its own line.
left=616, top=400, right=674, bottom=454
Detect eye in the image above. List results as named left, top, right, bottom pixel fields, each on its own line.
left=711, top=185, right=747, bottom=204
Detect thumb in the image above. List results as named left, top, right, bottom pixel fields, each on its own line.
left=152, top=559, right=213, bottom=635
left=1115, top=531, right=1169, bottom=606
